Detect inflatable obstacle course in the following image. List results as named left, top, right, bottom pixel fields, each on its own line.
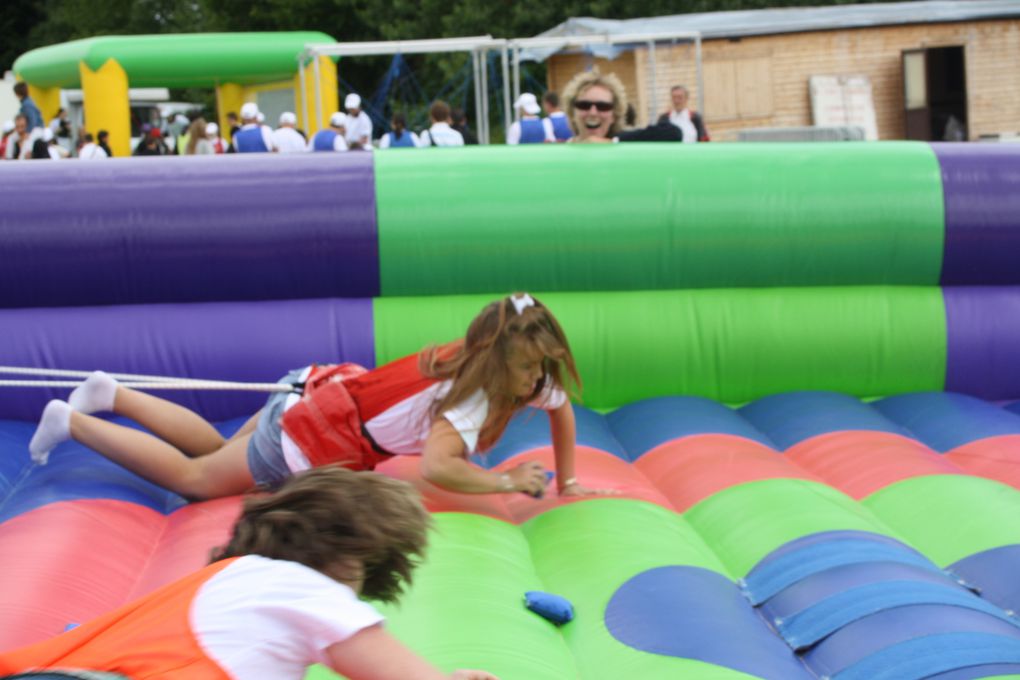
left=1, top=143, right=1020, bottom=678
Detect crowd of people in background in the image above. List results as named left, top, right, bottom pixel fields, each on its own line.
left=0, top=72, right=709, bottom=160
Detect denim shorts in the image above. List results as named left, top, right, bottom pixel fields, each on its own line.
left=247, top=368, right=305, bottom=488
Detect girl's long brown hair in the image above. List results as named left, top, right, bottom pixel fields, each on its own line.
left=420, top=294, right=580, bottom=451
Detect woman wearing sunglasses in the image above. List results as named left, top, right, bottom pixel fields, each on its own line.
left=560, top=70, right=628, bottom=143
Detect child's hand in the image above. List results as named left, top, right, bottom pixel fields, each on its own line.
left=505, top=460, right=549, bottom=497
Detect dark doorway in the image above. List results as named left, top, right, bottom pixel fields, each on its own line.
left=902, top=46, right=968, bottom=141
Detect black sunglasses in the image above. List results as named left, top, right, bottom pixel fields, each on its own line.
left=573, top=100, right=614, bottom=112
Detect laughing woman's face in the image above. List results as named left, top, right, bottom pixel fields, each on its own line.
left=571, top=84, right=616, bottom=142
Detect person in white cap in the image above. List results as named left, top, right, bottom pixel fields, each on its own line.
left=308, top=111, right=349, bottom=152
left=343, top=93, right=372, bottom=149
left=233, top=102, right=276, bottom=153
left=272, top=111, right=308, bottom=153
left=43, top=126, right=69, bottom=159
left=506, top=93, right=553, bottom=145
left=206, top=122, right=227, bottom=154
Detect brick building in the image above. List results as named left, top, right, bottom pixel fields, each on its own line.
left=537, top=0, right=1020, bottom=141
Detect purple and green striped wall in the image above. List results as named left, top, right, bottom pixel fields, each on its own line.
left=2, top=143, right=1017, bottom=303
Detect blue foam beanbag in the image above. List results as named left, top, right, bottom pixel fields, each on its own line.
left=524, top=590, right=575, bottom=625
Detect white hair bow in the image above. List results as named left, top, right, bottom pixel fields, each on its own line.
left=510, top=293, right=535, bottom=315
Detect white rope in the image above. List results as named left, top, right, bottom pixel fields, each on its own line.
left=0, top=379, right=294, bottom=392
left=0, top=367, right=295, bottom=393
left=0, top=366, right=245, bottom=384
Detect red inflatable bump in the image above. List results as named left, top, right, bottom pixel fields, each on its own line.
left=946, top=434, right=1020, bottom=490
left=786, top=430, right=960, bottom=499
left=635, top=434, right=813, bottom=513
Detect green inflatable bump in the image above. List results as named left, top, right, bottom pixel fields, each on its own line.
left=375, top=143, right=943, bottom=296
left=683, top=479, right=900, bottom=577
left=308, top=512, right=574, bottom=679
left=373, top=287, right=945, bottom=409
left=862, top=475, right=1020, bottom=567
left=521, top=499, right=751, bottom=679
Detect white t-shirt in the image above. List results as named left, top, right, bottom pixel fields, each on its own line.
left=345, top=111, right=373, bottom=147
left=78, top=143, right=108, bottom=160
left=420, top=123, right=464, bottom=147
left=192, top=555, right=383, bottom=679
left=272, top=126, right=309, bottom=153
left=279, top=366, right=567, bottom=473
left=669, top=109, right=699, bottom=144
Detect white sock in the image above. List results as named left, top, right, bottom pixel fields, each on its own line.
left=69, top=370, right=118, bottom=414
left=29, top=400, right=73, bottom=465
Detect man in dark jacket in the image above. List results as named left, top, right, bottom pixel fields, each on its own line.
left=657, top=85, right=710, bottom=143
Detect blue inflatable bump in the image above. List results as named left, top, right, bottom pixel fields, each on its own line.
left=776, top=581, right=1020, bottom=651
left=750, top=530, right=919, bottom=573
left=478, top=405, right=626, bottom=468
left=742, top=538, right=943, bottom=605
left=0, top=415, right=250, bottom=522
left=832, top=632, right=1020, bottom=680
left=927, top=663, right=1020, bottom=679
left=762, top=562, right=964, bottom=626
left=950, top=544, right=1020, bottom=615
left=874, top=392, right=1020, bottom=451
left=739, top=392, right=906, bottom=449
left=607, top=395, right=774, bottom=460
left=804, top=607, right=1020, bottom=678
left=605, top=566, right=813, bottom=679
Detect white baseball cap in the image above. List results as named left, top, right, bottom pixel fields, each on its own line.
left=279, top=111, right=297, bottom=126
left=205, top=122, right=219, bottom=136
left=515, top=93, right=541, bottom=115
left=240, top=102, right=259, bottom=120
left=330, top=111, right=347, bottom=127
left=345, top=93, right=362, bottom=110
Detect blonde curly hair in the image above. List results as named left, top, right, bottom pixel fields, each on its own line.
left=561, top=70, right=629, bottom=138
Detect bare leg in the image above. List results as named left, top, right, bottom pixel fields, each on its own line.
left=112, top=387, right=228, bottom=457
left=226, top=411, right=263, bottom=443
left=70, top=411, right=256, bottom=500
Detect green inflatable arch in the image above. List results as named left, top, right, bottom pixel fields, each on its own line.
left=12, top=32, right=338, bottom=155
left=14, top=32, right=335, bottom=88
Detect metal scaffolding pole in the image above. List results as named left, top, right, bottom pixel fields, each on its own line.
left=479, top=49, right=490, bottom=144
left=472, top=49, right=483, bottom=143
left=298, top=56, right=310, bottom=134
left=312, top=54, right=323, bottom=130
left=500, top=45, right=512, bottom=138
left=647, top=40, right=658, bottom=125
left=511, top=46, right=521, bottom=107
left=695, top=35, right=704, bottom=114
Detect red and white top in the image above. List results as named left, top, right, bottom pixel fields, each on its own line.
left=280, top=358, right=567, bottom=474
